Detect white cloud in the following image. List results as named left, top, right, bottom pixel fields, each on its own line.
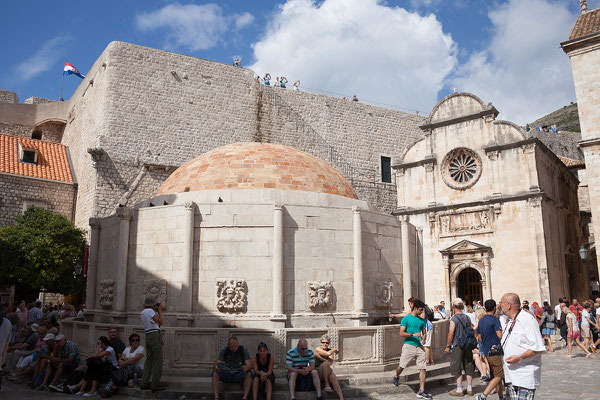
left=136, top=3, right=254, bottom=52
left=249, top=0, right=457, bottom=113
left=451, top=0, right=577, bottom=124
left=15, top=36, right=70, bottom=82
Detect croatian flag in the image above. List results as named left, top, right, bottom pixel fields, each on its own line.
left=63, top=62, right=85, bottom=79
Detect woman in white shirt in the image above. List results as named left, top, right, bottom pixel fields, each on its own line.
left=563, top=307, right=592, bottom=358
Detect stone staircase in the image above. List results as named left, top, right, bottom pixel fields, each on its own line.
left=119, top=360, right=460, bottom=399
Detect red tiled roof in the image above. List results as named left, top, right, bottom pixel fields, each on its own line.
left=568, top=8, right=600, bottom=40
left=157, top=142, right=358, bottom=199
left=558, top=154, right=585, bottom=168
left=0, top=133, right=73, bottom=183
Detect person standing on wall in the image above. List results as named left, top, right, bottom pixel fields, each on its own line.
left=140, top=295, right=164, bottom=392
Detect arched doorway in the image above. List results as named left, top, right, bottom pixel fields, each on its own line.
left=457, top=267, right=483, bottom=306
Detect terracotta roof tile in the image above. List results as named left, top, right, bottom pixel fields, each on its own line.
left=0, top=133, right=73, bottom=183
left=557, top=154, right=585, bottom=168
left=569, top=8, right=600, bottom=40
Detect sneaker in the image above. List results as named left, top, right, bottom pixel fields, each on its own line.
left=66, top=385, right=78, bottom=394
left=75, top=392, right=86, bottom=396
left=48, top=384, right=63, bottom=392
left=466, top=389, right=473, bottom=396
left=83, top=392, right=98, bottom=397
left=393, top=376, right=399, bottom=386
left=476, top=395, right=487, bottom=400
left=448, top=389, right=465, bottom=397
left=416, top=390, right=433, bottom=399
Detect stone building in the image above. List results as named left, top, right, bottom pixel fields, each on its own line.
left=393, top=93, right=587, bottom=305
left=562, top=1, right=600, bottom=287
left=0, top=38, right=592, bottom=307
left=0, top=133, right=76, bottom=225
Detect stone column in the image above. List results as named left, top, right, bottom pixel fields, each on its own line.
left=181, top=202, right=195, bottom=313
left=353, top=207, right=364, bottom=313
left=442, top=255, right=451, bottom=308
left=482, top=253, right=492, bottom=299
left=86, top=218, right=102, bottom=309
left=115, top=208, right=132, bottom=312
left=271, top=203, right=285, bottom=321
left=400, top=215, right=412, bottom=309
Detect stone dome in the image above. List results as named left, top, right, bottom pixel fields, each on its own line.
left=157, top=142, right=358, bottom=199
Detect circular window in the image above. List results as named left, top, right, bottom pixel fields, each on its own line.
left=441, top=148, right=482, bottom=190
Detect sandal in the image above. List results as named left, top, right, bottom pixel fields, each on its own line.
left=324, top=386, right=333, bottom=392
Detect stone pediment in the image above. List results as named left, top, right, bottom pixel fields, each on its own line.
left=440, top=239, right=491, bottom=256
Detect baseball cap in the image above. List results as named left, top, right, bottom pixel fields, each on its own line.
left=43, top=333, right=56, bottom=341
left=55, top=334, right=66, bottom=341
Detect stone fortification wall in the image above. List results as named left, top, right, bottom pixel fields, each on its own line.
left=0, top=174, right=76, bottom=225
left=0, top=90, right=18, bottom=104
left=258, top=86, right=425, bottom=213
left=0, top=122, right=31, bottom=138
left=24, top=96, right=55, bottom=105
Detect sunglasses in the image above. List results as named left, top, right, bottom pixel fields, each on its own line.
left=321, top=341, right=330, bottom=344
left=131, top=338, right=140, bottom=342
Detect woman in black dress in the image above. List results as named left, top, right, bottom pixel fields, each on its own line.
left=252, top=342, right=275, bottom=400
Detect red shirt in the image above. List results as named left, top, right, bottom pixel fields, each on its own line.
left=534, top=306, right=544, bottom=322
left=569, top=304, right=583, bottom=321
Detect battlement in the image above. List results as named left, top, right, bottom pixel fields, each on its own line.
left=0, top=89, right=18, bottom=104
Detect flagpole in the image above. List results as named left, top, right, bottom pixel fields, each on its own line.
left=59, top=59, right=65, bottom=101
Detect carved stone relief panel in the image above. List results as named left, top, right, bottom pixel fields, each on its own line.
left=143, top=279, right=168, bottom=307
left=438, top=208, right=493, bottom=238
left=308, top=281, right=334, bottom=311
left=98, top=279, right=115, bottom=308
left=216, top=280, right=248, bottom=313
left=374, top=281, right=393, bottom=309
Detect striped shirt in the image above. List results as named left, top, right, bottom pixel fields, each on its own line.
left=286, top=347, right=315, bottom=368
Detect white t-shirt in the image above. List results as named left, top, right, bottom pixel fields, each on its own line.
left=502, top=311, right=546, bottom=390
left=105, top=346, right=119, bottom=368
left=567, top=313, right=579, bottom=331
left=554, top=304, right=561, bottom=320
left=141, top=308, right=160, bottom=332
left=466, top=312, right=477, bottom=326
left=581, top=310, right=590, bottom=326
left=123, top=345, right=145, bottom=369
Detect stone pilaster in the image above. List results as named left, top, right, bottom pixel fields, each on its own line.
left=399, top=215, right=412, bottom=309
left=86, top=218, right=102, bottom=309
left=352, top=206, right=364, bottom=313
left=114, top=207, right=132, bottom=312
left=271, top=203, right=286, bottom=324
left=181, top=202, right=195, bottom=313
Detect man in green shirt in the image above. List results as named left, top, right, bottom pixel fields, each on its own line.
left=392, top=299, right=432, bottom=399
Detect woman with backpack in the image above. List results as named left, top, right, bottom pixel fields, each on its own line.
left=539, top=303, right=555, bottom=352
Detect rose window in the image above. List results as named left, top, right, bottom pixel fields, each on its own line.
left=441, top=148, right=482, bottom=190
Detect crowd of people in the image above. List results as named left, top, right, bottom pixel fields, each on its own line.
left=392, top=294, right=600, bottom=399
left=2, top=292, right=599, bottom=399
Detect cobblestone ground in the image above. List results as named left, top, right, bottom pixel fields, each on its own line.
left=1, top=347, right=598, bottom=399
left=385, top=347, right=600, bottom=400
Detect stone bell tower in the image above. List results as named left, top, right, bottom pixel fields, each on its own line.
left=561, top=1, right=600, bottom=283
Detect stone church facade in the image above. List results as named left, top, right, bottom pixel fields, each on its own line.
left=0, top=37, right=592, bottom=306
left=394, top=93, right=586, bottom=306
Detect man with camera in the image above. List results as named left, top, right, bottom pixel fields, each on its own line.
left=476, top=299, right=504, bottom=400
left=140, top=295, right=164, bottom=392
left=499, top=293, right=546, bottom=400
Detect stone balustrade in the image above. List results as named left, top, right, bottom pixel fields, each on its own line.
left=61, top=319, right=449, bottom=375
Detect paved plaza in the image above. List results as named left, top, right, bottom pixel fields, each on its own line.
left=1, top=346, right=598, bottom=399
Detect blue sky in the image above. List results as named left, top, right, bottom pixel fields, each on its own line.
left=0, top=0, right=595, bottom=123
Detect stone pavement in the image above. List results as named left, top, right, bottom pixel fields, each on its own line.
left=1, top=347, right=598, bottom=399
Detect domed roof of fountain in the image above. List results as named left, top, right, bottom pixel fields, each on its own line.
left=157, top=142, right=358, bottom=199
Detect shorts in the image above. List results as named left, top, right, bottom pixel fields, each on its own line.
left=450, top=346, right=474, bottom=377
left=424, top=330, right=432, bottom=347
left=59, top=361, right=79, bottom=374
left=398, top=344, right=426, bottom=369
left=541, top=328, right=554, bottom=336
left=568, top=331, right=580, bottom=339
left=486, top=355, right=504, bottom=379
left=507, top=384, right=536, bottom=400
left=581, top=324, right=591, bottom=338
left=214, top=369, right=248, bottom=383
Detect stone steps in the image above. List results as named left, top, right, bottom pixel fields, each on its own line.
left=118, top=361, right=458, bottom=399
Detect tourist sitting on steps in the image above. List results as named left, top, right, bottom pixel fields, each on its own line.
left=286, top=338, right=323, bottom=400
left=68, top=336, right=118, bottom=396
left=46, top=334, right=81, bottom=392
left=212, top=336, right=252, bottom=400
left=251, top=342, right=275, bottom=400
left=99, top=333, right=145, bottom=397
left=314, top=334, right=344, bottom=400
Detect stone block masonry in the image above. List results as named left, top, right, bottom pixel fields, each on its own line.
left=0, top=173, right=77, bottom=226
left=0, top=90, right=18, bottom=104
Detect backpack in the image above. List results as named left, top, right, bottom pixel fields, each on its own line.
left=456, top=315, right=477, bottom=351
